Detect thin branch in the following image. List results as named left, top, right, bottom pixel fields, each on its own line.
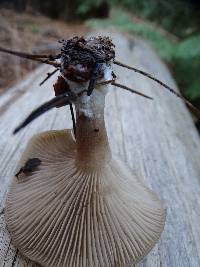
left=40, top=69, right=59, bottom=86
left=86, top=78, right=153, bottom=99
left=114, top=60, right=182, bottom=97
left=114, top=60, right=200, bottom=118
left=87, top=63, right=101, bottom=96
left=0, top=47, right=50, bottom=58
left=112, top=82, right=153, bottom=100
left=184, top=101, right=200, bottom=118
left=0, top=47, right=60, bottom=67
left=69, top=104, right=76, bottom=137
left=96, top=79, right=116, bottom=86
left=13, top=94, right=74, bottom=134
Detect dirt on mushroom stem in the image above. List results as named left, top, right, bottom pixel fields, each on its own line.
left=59, top=36, right=115, bottom=83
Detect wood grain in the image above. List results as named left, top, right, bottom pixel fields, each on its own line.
left=0, top=30, right=200, bottom=267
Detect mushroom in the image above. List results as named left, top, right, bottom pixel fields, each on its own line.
left=5, top=37, right=166, bottom=267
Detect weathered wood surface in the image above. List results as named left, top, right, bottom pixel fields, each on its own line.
left=0, top=30, right=200, bottom=267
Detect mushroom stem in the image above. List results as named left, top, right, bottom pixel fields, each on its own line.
left=75, top=89, right=111, bottom=168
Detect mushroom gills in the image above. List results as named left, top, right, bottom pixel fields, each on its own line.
left=6, top=129, right=166, bottom=267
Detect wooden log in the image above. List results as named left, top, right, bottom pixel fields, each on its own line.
left=0, top=31, right=200, bottom=267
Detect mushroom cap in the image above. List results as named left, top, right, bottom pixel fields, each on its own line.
left=6, top=130, right=166, bottom=267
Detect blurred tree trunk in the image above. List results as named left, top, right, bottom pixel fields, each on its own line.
left=0, top=0, right=27, bottom=12
left=0, top=0, right=109, bottom=21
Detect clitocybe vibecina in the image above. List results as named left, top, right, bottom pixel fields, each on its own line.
left=5, top=37, right=167, bottom=267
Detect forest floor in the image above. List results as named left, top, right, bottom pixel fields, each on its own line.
left=0, top=8, right=88, bottom=94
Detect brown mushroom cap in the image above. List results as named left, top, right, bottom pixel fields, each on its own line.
left=6, top=129, right=166, bottom=267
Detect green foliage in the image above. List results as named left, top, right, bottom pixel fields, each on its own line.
left=77, top=0, right=104, bottom=15
left=31, top=25, right=40, bottom=34
left=108, top=0, right=199, bottom=38
left=176, top=36, right=200, bottom=59
left=31, top=0, right=109, bottom=21
left=174, top=36, right=200, bottom=100
left=87, top=9, right=176, bottom=61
